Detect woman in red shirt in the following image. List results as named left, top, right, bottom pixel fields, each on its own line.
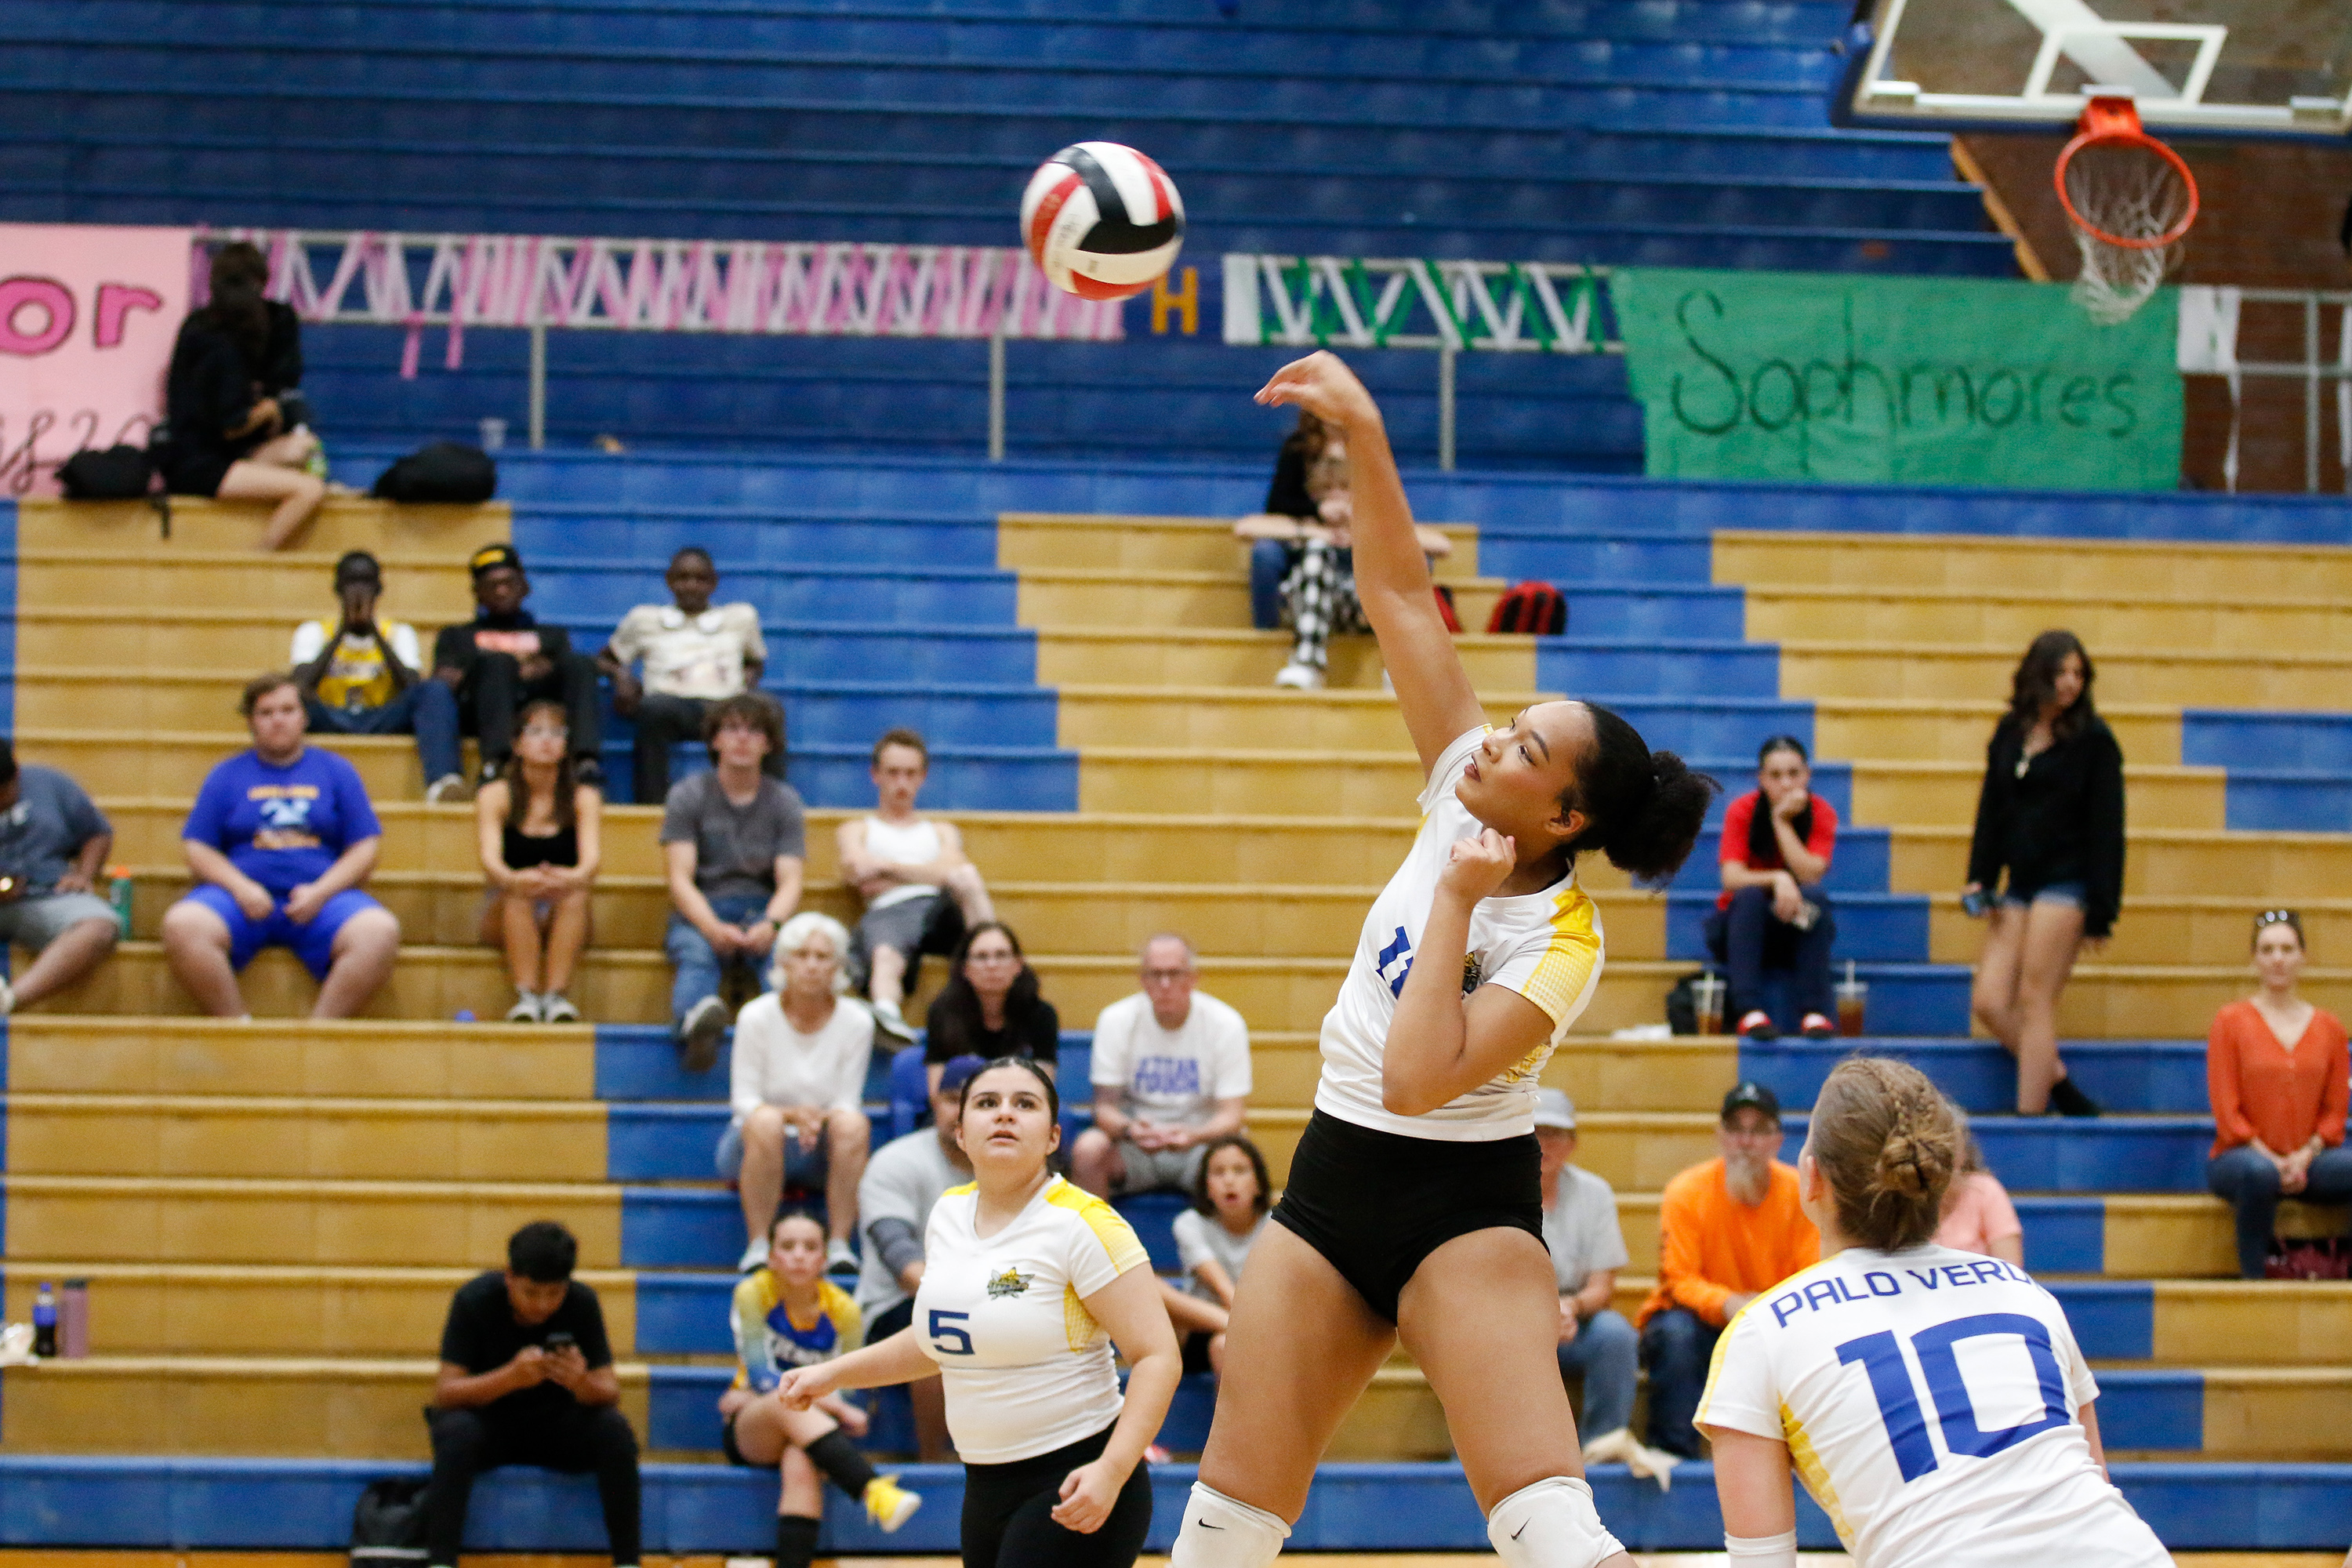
left=2206, top=910, right=2352, bottom=1278
left=1706, top=736, right=1838, bottom=1040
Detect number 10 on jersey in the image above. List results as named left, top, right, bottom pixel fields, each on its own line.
left=1835, top=1312, right=2071, bottom=1483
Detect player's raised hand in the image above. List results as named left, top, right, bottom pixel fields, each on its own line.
left=1255, top=350, right=1381, bottom=434
left=1436, top=827, right=1516, bottom=905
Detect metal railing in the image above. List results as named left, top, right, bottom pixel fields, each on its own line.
left=1222, top=255, right=1621, bottom=470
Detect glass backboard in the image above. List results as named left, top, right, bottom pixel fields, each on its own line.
left=1833, top=0, right=2352, bottom=137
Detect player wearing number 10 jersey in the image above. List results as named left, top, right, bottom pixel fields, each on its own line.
left=1699, top=1058, right=2167, bottom=1568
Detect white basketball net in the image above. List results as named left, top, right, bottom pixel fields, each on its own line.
left=2061, top=140, right=2194, bottom=325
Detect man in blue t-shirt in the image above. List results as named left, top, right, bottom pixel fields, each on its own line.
left=0, top=739, right=121, bottom=1014
left=160, top=674, right=402, bottom=1017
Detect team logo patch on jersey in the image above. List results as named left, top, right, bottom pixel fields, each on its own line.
left=986, top=1266, right=1031, bottom=1299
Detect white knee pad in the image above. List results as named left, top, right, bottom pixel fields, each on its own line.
left=1168, top=1482, right=1290, bottom=1568
left=1486, top=1475, right=1628, bottom=1568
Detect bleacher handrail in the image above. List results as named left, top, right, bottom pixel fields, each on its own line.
left=230, top=229, right=1123, bottom=345
left=1221, top=253, right=1621, bottom=354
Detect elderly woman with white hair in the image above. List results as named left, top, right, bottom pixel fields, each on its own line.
left=717, top=910, right=877, bottom=1273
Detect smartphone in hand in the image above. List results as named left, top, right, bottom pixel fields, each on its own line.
left=1960, top=889, right=1991, bottom=918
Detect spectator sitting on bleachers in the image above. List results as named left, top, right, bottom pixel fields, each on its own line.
left=921, top=922, right=1057, bottom=1095
left=713, top=1210, right=923, bottom=1568
left=1636, top=1082, right=1819, bottom=1460
left=595, top=546, right=783, bottom=808
left=853, top=1054, right=981, bottom=1461
left=1935, top=1107, right=2024, bottom=1265
left=1232, top=416, right=1449, bottom=690
left=1072, top=934, right=1250, bottom=1198
left=433, top=545, right=604, bottom=789
left=721, top=913, right=874, bottom=1275
left=426, top=1221, right=641, bottom=1568
left=2206, top=909, right=2352, bottom=1279
left=662, top=695, right=807, bottom=1072
left=0, top=739, right=120, bottom=1014
left=1965, top=630, right=2124, bottom=1118
left=1165, top=1133, right=1271, bottom=1379
left=149, top=242, right=324, bottom=550
left=293, top=550, right=466, bottom=804
left=1530, top=1089, right=1645, bottom=1468
left=838, top=728, right=994, bottom=1043
left=476, top=700, right=601, bottom=1025
left=161, top=674, right=400, bottom=1018
left=1708, top=735, right=1838, bottom=1042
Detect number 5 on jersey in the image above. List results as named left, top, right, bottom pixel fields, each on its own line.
left=929, top=1308, right=975, bottom=1356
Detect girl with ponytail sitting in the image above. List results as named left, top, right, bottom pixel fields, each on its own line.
left=1700, top=1057, right=2169, bottom=1568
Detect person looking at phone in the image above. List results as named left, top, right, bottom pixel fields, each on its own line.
left=291, top=551, right=466, bottom=803
left=424, top=1221, right=643, bottom=1568
left=1707, top=736, right=1838, bottom=1040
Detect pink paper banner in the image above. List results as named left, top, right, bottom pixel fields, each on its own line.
left=1, top=223, right=195, bottom=496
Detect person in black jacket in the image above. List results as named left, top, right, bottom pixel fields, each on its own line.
left=149, top=243, right=323, bottom=549
left=1963, top=630, right=2125, bottom=1117
left=433, top=546, right=605, bottom=787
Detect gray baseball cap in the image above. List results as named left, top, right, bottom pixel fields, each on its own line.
left=1532, top=1087, right=1577, bottom=1131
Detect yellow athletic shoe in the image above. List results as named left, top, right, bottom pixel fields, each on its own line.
left=863, top=1475, right=923, bottom=1534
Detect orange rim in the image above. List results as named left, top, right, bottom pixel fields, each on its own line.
left=2052, top=96, right=2200, bottom=251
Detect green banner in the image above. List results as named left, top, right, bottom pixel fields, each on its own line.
left=1610, top=269, right=2181, bottom=490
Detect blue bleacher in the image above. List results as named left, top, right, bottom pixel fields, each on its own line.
left=0, top=0, right=2017, bottom=465
left=4, top=1455, right=2345, bottom=1555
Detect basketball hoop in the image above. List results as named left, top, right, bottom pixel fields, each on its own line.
left=2053, top=94, right=2199, bottom=325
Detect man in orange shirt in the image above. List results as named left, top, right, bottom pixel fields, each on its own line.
left=1635, top=1081, right=1818, bottom=1457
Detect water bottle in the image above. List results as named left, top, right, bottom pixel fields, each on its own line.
left=31, top=1283, right=56, bottom=1359
left=60, top=1279, right=89, bottom=1359
left=108, top=866, right=134, bottom=940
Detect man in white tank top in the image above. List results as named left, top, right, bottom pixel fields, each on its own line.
left=837, top=728, right=994, bottom=1038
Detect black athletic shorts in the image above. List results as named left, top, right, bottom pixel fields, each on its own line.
left=961, top=1421, right=1152, bottom=1568
left=1270, top=1108, right=1543, bottom=1323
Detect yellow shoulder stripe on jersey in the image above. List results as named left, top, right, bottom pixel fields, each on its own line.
left=943, top=1181, right=979, bottom=1198
left=1781, top=1404, right=1855, bottom=1551
left=1044, top=1178, right=1151, bottom=1275
left=1515, top=882, right=1603, bottom=1026
left=818, top=1278, right=866, bottom=1352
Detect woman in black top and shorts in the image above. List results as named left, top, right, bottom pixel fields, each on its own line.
left=1964, top=631, right=2125, bottom=1118
left=1167, top=354, right=1711, bottom=1568
left=150, top=243, right=326, bottom=550
left=477, top=699, right=603, bottom=1022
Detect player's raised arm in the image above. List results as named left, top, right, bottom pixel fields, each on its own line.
left=1256, top=351, right=1483, bottom=775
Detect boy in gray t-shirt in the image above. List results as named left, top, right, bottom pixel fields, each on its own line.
left=656, top=695, right=807, bottom=1068
left=851, top=1059, right=977, bottom=1461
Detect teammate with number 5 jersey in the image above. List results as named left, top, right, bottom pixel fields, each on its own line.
left=777, top=1057, right=1179, bottom=1568
left=1699, top=1058, right=2169, bottom=1568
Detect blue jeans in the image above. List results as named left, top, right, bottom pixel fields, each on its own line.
left=2207, top=1142, right=2352, bottom=1279
left=1639, top=1306, right=1720, bottom=1458
left=666, top=891, right=775, bottom=1034
left=1557, top=1306, right=1638, bottom=1439
left=305, top=681, right=462, bottom=786
left=1704, top=883, right=1836, bottom=1031
left=1248, top=539, right=1294, bottom=630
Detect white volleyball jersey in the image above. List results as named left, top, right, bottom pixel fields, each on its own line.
left=913, top=1175, right=1151, bottom=1463
left=1697, top=1246, right=2169, bottom=1568
left=1314, top=724, right=1603, bottom=1141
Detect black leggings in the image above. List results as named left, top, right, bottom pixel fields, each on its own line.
left=960, top=1423, right=1152, bottom=1568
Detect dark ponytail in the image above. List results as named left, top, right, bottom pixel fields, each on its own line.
left=1562, top=703, right=1717, bottom=886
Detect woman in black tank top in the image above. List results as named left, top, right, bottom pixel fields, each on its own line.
left=477, top=700, right=603, bottom=1023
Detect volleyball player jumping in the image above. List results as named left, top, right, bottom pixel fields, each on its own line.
left=1167, top=352, right=1713, bottom=1568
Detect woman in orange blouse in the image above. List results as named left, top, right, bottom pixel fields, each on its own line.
left=2206, top=910, right=2352, bottom=1279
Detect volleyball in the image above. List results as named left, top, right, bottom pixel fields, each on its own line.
left=1019, top=141, right=1185, bottom=301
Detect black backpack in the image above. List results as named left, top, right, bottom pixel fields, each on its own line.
left=372, top=442, right=497, bottom=503
left=348, top=1476, right=429, bottom=1566
left=58, top=445, right=155, bottom=500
